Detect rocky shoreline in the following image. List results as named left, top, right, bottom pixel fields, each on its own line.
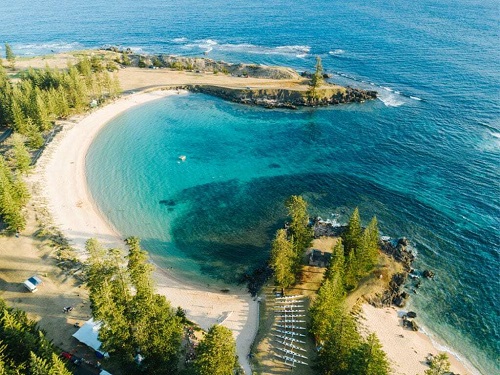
left=103, top=47, right=378, bottom=109
left=312, top=219, right=434, bottom=327
left=188, top=84, right=377, bottom=109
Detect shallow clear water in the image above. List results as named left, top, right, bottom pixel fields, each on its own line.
left=3, top=0, right=499, bottom=373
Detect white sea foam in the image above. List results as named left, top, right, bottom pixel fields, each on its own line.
left=410, top=95, right=422, bottom=101
left=172, top=37, right=188, bottom=43
left=329, top=49, right=345, bottom=56
left=378, top=93, right=405, bottom=107
left=181, top=40, right=311, bottom=57
left=418, top=326, right=483, bottom=375
left=13, top=41, right=83, bottom=56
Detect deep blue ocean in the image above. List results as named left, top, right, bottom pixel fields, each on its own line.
left=2, top=0, right=498, bottom=373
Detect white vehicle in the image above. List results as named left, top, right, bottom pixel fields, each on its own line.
left=23, top=275, right=43, bottom=293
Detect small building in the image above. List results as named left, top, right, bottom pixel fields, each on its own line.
left=308, top=250, right=331, bottom=267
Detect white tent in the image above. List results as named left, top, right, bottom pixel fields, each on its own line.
left=72, top=318, right=108, bottom=357
left=99, top=371, right=112, bottom=375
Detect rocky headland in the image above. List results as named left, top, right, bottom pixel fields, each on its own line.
left=103, top=48, right=378, bottom=109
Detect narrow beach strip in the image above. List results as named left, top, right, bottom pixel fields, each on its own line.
left=35, top=90, right=258, bottom=374
left=362, top=304, right=480, bottom=375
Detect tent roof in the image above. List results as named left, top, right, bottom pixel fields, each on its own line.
left=72, top=318, right=107, bottom=356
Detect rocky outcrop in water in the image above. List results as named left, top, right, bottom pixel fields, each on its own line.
left=188, top=85, right=377, bottom=109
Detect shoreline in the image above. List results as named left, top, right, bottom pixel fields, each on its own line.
left=34, top=89, right=258, bottom=374
left=361, top=304, right=480, bottom=375
left=2, top=52, right=484, bottom=374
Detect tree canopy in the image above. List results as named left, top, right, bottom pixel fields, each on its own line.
left=0, top=56, right=121, bottom=234
left=342, top=208, right=380, bottom=289
left=424, top=353, right=451, bottom=375
left=270, top=229, right=296, bottom=288
left=193, top=325, right=238, bottom=375
left=85, top=237, right=182, bottom=374
left=4, top=44, right=15, bottom=69
left=0, top=298, right=72, bottom=374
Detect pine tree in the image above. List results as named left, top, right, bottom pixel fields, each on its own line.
left=343, top=207, right=362, bottom=256
left=324, top=238, right=345, bottom=282
left=194, top=325, right=238, bottom=375
left=4, top=44, right=15, bottom=69
left=285, top=195, right=313, bottom=258
left=0, top=64, right=13, bottom=127
left=315, top=313, right=361, bottom=375
left=6, top=134, right=32, bottom=173
left=307, top=56, right=324, bottom=103
left=29, top=352, right=51, bottom=375
left=85, top=238, right=182, bottom=373
left=310, top=56, right=324, bottom=89
left=310, top=272, right=345, bottom=341
left=361, top=216, right=379, bottom=272
left=25, top=118, right=44, bottom=149
left=34, top=90, right=51, bottom=131
left=350, top=333, right=390, bottom=375
left=344, top=250, right=359, bottom=290
left=270, top=229, right=296, bottom=288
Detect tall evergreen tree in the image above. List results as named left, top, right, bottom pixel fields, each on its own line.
left=270, top=229, right=296, bottom=288
left=315, top=313, right=361, bottom=375
left=343, top=250, right=359, bottom=290
left=324, top=238, right=345, bottom=282
left=285, top=195, right=313, bottom=257
left=343, top=207, right=362, bottom=256
left=4, top=44, right=15, bottom=69
left=360, top=216, right=379, bottom=273
left=350, top=333, right=390, bottom=375
left=307, top=56, right=324, bottom=103
left=0, top=64, right=12, bottom=127
left=85, top=238, right=182, bottom=374
left=310, top=56, right=324, bottom=89
left=310, top=272, right=346, bottom=341
left=6, top=134, right=31, bottom=173
left=194, top=325, right=238, bottom=375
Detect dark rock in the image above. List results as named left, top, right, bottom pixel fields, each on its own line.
left=159, top=199, right=176, bottom=207
left=398, top=237, right=409, bottom=246
left=423, top=270, right=435, bottom=279
left=410, top=320, right=419, bottom=331
left=407, top=311, right=417, bottom=318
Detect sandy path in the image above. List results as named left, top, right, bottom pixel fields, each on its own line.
left=361, top=304, right=479, bottom=375
left=37, top=90, right=258, bottom=374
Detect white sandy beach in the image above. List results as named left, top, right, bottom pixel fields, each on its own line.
left=361, top=304, right=479, bottom=375
left=35, top=90, right=258, bottom=374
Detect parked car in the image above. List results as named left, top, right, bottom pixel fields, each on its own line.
left=23, top=276, right=43, bottom=292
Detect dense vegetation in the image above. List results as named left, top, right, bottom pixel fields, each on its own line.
left=310, top=208, right=390, bottom=374
left=0, top=298, right=72, bottom=374
left=85, top=237, right=183, bottom=374
left=270, top=195, right=313, bottom=288
left=85, top=237, right=240, bottom=374
left=193, top=325, right=238, bottom=375
left=0, top=48, right=121, bottom=233
left=269, top=197, right=389, bottom=374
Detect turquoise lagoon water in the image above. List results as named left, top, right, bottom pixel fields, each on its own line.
left=2, top=0, right=498, bottom=373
